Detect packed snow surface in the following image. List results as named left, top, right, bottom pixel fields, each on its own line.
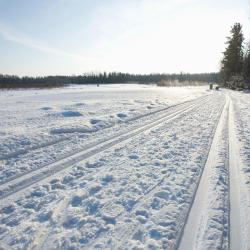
left=0, top=84, right=249, bottom=250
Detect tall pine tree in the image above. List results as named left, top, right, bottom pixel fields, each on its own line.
left=243, top=42, right=250, bottom=79
left=220, top=23, right=244, bottom=86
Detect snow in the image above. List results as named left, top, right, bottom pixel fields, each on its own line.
left=179, top=95, right=229, bottom=250
left=0, top=84, right=249, bottom=250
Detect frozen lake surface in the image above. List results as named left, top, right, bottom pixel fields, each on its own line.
left=0, top=84, right=249, bottom=249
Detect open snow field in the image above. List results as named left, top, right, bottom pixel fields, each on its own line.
left=0, top=84, right=249, bottom=250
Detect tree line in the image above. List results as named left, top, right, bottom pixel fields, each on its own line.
left=220, top=22, right=250, bottom=89
left=0, top=72, right=219, bottom=89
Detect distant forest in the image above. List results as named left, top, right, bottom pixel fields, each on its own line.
left=0, top=72, right=219, bottom=89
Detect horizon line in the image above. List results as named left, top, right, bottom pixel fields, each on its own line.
left=0, top=71, right=219, bottom=78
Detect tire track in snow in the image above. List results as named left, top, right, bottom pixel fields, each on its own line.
left=0, top=96, right=211, bottom=202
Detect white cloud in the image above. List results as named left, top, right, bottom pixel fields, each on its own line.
left=0, top=0, right=249, bottom=75
left=0, top=22, right=95, bottom=62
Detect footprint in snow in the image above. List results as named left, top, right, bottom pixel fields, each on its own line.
left=129, top=154, right=139, bottom=160
left=117, top=113, right=127, bottom=118
left=71, top=195, right=84, bottom=207
left=1, top=205, right=15, bottom=214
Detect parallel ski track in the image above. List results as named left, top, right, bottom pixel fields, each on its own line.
left=176, top=93, right=249, bottom=250
left=172, top=96, right=227, bottom=250
left=110, top=96, right=226, bottom=250
left=0, top=95, right=211, bottom=202
left=78, top=94, right=225, bottom=250
left=228, top=96, right=247, bottom=250
left=0, top=135, right=71, bottom=161
left=0, top=95, right=209, bottom=162
left=0, top=94, right=210, bottom=186
left=36, top=96, right=214, bottom=250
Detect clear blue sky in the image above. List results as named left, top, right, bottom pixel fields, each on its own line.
left=0, top=0, right=249, bottom=76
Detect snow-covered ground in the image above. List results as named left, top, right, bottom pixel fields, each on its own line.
left=0, top=84, right=249, bottom=250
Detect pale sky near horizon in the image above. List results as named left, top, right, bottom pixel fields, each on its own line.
left=0, top=0, right=249, bottom=76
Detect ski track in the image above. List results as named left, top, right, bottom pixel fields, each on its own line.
left=0, top=92, right=221, bottom=250
left=228, top=95, right=250, bottom=250
left=0, top=136, right=71, bottom=161
left=0, top=87, right=210, bottom=184
left=178, top=95, right=228, bottom=250
left=0, top=101, right=179, bottom=162
left=0, top=96, right=213, bottom=250
left=104, top=97, right=226, bottom=250
left=0, top=87, right=249, bottom=250
left=0, top=95, right=209, bottom=186
left=111, top=95, right=226, bottom=250
left=34, top=94, right=223, bottom=250
left=177, top=91, right=250, bottom=250
left=0, top=96, right=210, bottom=202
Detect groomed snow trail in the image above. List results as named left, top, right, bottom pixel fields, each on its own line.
left=228, top=98, right=242, bottom=249
left=228, top=95, right=250, bottom=250
left=230, top=90, right=250, bottom=249
left=0, top=86, right=249, bottom=250
left=178, top=91, right=250, bottom=250
left=0, top=85, right=209, bottom=184
left=0, top=95, right=209, bottom=202
left=61, top=94, right=224, bottom=250
left=179, top=95, right=229, bottom=250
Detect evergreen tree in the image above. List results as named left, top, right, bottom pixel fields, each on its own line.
left=220, top=23, right=244, bottom=86
left=243, top=42, right=250, bottom=79
left=0, top=72, right=219, bottom=89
